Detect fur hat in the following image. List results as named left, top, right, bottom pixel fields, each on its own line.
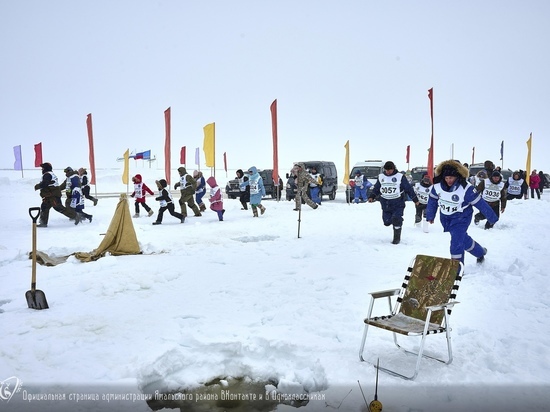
left=434, top=160, right=469, bottom=184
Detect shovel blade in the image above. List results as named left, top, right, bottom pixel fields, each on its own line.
left=26, top=290, right=49, bottom=310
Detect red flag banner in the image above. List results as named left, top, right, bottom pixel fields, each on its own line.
left=34, top=142, right=43, bottom=167
left=180, top=146, right=186, bottom=165
left=270, top=99, right=279, bottom=187
left=526, top=133, right=532, bottom=186
left=86, top=114, right=97, bottom=185
left=223, top=152, right=227, bottom=172
left=427, top=88, right=434, bottom=179
left=164, top=107, right=171, bottom=185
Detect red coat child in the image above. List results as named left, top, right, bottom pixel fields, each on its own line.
left=207, top=176, right=225, bottom=221
left=130, top=174, right=155, bottom=217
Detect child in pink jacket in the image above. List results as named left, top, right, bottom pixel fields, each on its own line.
left=207, top=176, right=225, bottom=221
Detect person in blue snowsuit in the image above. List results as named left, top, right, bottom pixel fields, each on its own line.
left=368, top=161, right=419, bottom=244
left=241, top=166, right=266, bottom=217
left=353, top=170, right=372, bottom=203
left=193, top=170, right=207, bottom=212
left=426, top=159, right=498, bottom=264
left=69, top=174, right=93, bottom=224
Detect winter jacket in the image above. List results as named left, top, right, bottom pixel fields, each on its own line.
left=529, top=173, right=541, bottom=189
left=207, top=176, right=224, bottom=211
left=174, top=167, right=197, bottom=196
left=69, top=175, right=85, bottom=211
left=155, top=180, right=174, bottom=208
left=475, top=175, right=507, bottom=210
left=295, top=164, right=318, bottom=189
left=243, top=166, right=265, bottom=205
left=195, top=172, right=206, bottom=194
left=426, top=160, right=498, bottom=232
left=538, top=172, right=547, bottom=189
left=369, top=169, right=418, bottom=209
left=131, top=174, right=154, bottom=203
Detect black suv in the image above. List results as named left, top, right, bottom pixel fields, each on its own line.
left=225, top=169, right=283, bottom=199
left=285, top=161, right=338, bottom=201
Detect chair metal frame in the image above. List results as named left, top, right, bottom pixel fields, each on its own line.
left=358, top=255, right=463, bottom=380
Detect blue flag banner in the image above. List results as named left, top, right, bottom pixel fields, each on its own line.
left=132, top=150, right=151, bottom=160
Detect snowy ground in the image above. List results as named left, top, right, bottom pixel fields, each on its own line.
left=1, top=168, right=549, bottom=411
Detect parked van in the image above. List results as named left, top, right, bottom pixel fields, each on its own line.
left=347, top=160, right=384, bottom=201
left=286, top=161, right=338, bottom=201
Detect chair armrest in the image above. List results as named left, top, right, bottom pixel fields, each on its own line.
left=370, top=288, right=400, bottom=299
left=426, top=301, right=460, bottom=311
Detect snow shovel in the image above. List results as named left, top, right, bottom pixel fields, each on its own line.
left=26, top=207, right=49, bottom=310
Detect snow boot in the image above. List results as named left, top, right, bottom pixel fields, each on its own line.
left=477, top=248, right=487, bottom=264
left=148, top=209, right=154, bottom=217
left=199, top=203, right=206, bottom=212
left=133, top=213, right=140, bottom=218
left=37, top=210, right=49, bottom=227
left=391, top=227, right=402, bottom=245
left=152, top=221, right=162, bottom=225
left=259, top=205, right=266, bottom=215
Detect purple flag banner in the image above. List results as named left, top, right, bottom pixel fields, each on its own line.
left=13, top=145, right=23, bottom=170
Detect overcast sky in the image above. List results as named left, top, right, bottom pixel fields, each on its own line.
left=1, top=0, right=549, bottom=179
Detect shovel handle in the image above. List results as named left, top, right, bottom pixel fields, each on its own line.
left=29, top=207, right=41, bottom=223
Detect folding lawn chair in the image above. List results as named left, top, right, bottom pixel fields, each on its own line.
left=358, top=254, right=463, bottom=380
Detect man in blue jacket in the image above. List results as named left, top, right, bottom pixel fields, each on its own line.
left=426, top=160, right=498, bottom=264
left=368, top=161, right=419, bottom=244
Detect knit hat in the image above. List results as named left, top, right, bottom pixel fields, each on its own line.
left=383, top=161, right=396, bottom=170
left=40, top=162, right=53, bottom=172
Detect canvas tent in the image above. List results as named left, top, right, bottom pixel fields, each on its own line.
left=35, top=194, right=141, bottom=266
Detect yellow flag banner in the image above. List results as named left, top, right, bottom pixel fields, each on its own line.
left=343, top=140, right=350, bottom=185
left=525, top=133, right=532, bottom=186
left=203, top=122, right=215, bottom=168
left=122, top=149, right=130, bottom=185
